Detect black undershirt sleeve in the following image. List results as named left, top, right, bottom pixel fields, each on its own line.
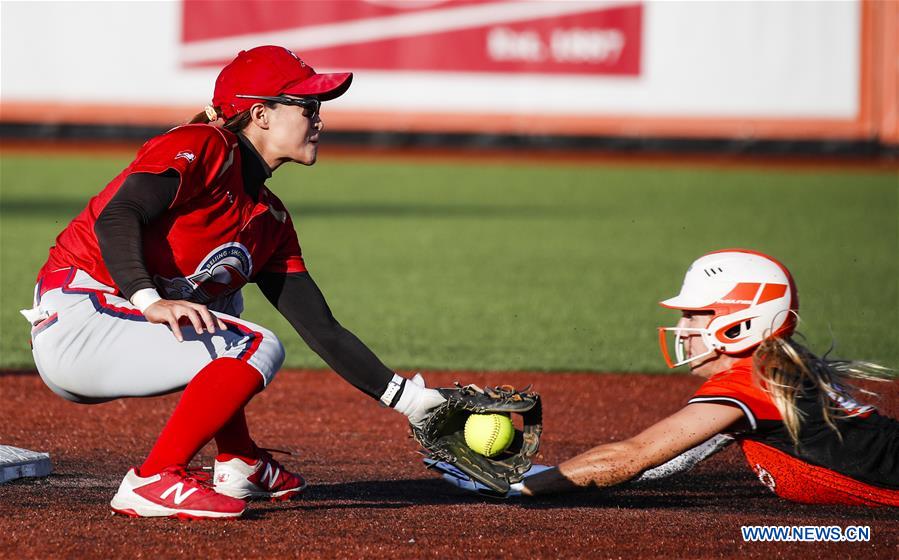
left=256, top=271, right=395, bottom=400
left=94, top=171, right=180, bottom=300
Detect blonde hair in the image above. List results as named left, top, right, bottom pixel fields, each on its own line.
left=752, top=335, right=894, bottom=447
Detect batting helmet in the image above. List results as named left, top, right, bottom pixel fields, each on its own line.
left=658, top=249, right=799, bottom=368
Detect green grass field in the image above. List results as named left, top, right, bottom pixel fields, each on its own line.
left=1, top=152, right=896, bottom=372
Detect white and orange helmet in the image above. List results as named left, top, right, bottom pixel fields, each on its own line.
left=658, top=249, right=799, bottom=368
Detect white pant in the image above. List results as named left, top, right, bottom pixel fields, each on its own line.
left=24, top=269, right=284, bottom=404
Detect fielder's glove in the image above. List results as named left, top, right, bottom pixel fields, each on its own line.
left=414, top=383, right=542, bottom=495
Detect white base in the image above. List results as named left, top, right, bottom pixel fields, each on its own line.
left=0, top=445, right=52, bottom=484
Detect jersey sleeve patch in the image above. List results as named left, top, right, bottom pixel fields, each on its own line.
left=127, top=125, right=235, bottom=207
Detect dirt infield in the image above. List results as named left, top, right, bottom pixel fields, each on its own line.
left=1, top=370, right=896, bottom=559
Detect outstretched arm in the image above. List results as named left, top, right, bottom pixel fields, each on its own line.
left=256, top=270, right=394, bottom=398
left=256, top=271, right=443, bottom=423
left=633, top=433, right=734, bottom=482
left=520, top=402, right=745, bottom=496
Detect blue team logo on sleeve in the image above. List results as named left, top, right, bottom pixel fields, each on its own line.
left=155, top=242, right=253, bottom=304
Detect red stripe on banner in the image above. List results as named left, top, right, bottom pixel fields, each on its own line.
left=182, top=0, right=450, bottom=42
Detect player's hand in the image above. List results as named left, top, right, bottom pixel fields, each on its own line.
left=395, top=373, right=446, bottom=428
left=143, top=299, right=227, bottom=342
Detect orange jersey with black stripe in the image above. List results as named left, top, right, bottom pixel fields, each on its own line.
left=40, top=124, right=306, bottom=305
left=690, top=358, right=899, bottom=505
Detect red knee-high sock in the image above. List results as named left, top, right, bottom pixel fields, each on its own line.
left=139, top=358, right=263, bottom=476
left=214, top=408, right=257, bottom=461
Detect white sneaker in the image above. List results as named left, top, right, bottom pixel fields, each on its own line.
left=213, top=449, right=306, bottom=501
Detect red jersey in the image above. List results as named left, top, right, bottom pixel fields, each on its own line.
left=40, top=125, right=306, bottom=304
left=689, top=357, right=899, bottom=505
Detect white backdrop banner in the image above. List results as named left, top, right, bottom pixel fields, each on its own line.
left=0, top=1, right=865, bottom=137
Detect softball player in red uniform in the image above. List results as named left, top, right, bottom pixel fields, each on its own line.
left=438, top=249, right=898, bottom=505
left=22, top=46, right=444, bottom=519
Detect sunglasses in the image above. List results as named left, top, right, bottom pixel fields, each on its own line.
left=235, top=95, right=321, bottom=120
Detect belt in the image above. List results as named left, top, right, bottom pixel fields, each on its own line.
left=37, top=267, right=77, bottom=299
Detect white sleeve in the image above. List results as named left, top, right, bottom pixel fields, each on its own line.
left=632, top=434, right=735, bottom=482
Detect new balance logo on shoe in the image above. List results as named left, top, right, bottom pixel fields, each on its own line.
left=213, top=449, right=305, bottom=501
left=260, top=463, right=280, bottom=489
left=160, top=482, right=198, bottom=505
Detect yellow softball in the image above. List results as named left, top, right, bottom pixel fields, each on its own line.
left=464, top=413, right=514, bottom=457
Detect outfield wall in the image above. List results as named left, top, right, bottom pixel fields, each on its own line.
left=1, top=0, right=896, bottom=143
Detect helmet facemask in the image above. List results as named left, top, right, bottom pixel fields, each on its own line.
left=658, top=324, right=717, bottom=368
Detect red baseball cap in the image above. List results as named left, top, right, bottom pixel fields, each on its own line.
left=213, top=46, right=353, bottom=119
